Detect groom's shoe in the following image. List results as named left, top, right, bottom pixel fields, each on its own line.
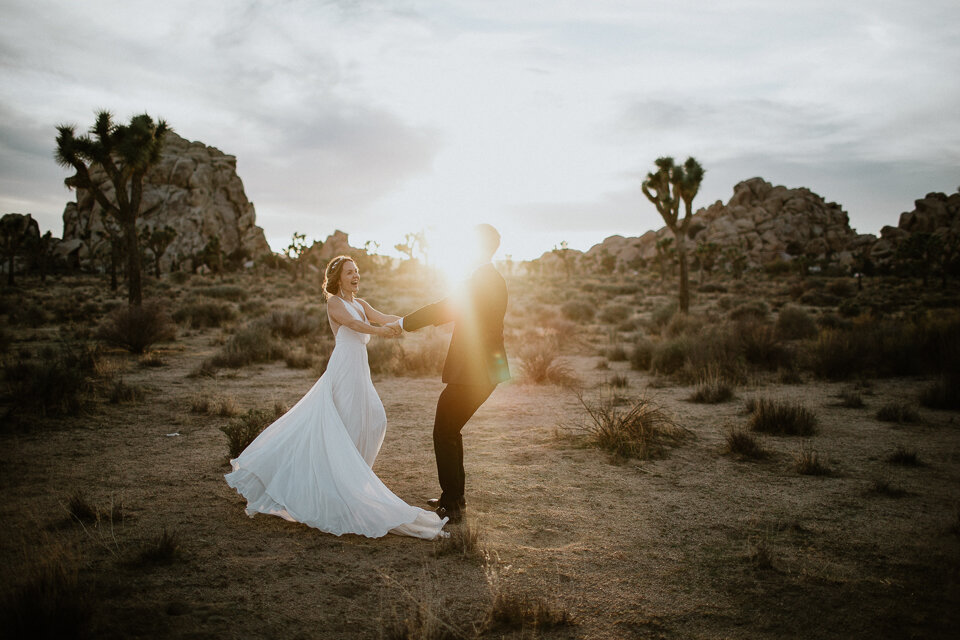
left=426, top=498, right=441, bottom=509
left=436, top=506, right=463, bottom=524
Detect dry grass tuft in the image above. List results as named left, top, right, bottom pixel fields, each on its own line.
left=518, top=341, right=578, bottom=387
left=577, top=391, right=687, bottom=460
left=107, top=378, right=145, bottom=404
left=794, top=442, right=831, bottom=475
left=746, top=397, right=818, bottom=436
left=868, top=479, right=908, bottom=497
left=434, top=516, right=485, bottom=562
left=838, top=389, right=865, bottom=408
left=134, top=527, right=182, bottom=565
left=724, top=427, right=769, bottom=460
left=875, top=401, right=921, bottom=424
left=689, top=368, right=735, bottom=403
left=886, top=445, right=923, bottom=467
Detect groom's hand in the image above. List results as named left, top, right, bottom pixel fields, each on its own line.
left=385, top=321, right=402, bottom=337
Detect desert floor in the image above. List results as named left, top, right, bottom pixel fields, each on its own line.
left=1, top=271, right=959, bottom=639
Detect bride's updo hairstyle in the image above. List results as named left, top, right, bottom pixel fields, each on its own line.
left=322, top=255, right=355, bottom=299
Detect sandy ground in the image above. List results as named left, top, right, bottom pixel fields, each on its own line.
left=2, top=274, right=959, bottom=639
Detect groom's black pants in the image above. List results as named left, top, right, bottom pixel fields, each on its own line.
left=434, top=383, right=495, bottom=509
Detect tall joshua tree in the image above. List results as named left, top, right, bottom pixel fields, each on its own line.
left=642, top=157, right=705, bottom=313
left=56, top=111, right=169, bottom=306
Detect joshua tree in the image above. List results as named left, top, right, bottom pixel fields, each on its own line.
left=143, top=225, right=177, bottom=278
left=286, top=231, right=308, bottom=281
left=56, top=111, right=169, bottom=306
left=394, top=235, right=416, bottom=262
left=642, top=157, right=705, bottom=313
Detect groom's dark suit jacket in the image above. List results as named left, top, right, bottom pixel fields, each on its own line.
left=403, top=263, right=510, bottom=387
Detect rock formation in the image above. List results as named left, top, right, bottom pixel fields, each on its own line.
left=59, top=131, right=271, bottom=271
left=869, top=190, right=960, bottom=264
left=585, top=178, right=874, bottom=269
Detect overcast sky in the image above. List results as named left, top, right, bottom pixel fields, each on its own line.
left=1, top=0, right=958, bottom=259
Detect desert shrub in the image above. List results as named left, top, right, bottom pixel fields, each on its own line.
left=543, top=317, right=579, bottom=349
left=875, top=401, right=920, bottom=424
left=208, top=324, right=286, bottom=369
left=518, top=341, right=577, bottom=387
left=763, top=259, right=792, bottom=275
left=838, top=299, right=861, bottom=318
left=220, top=408, right=275, bottom=458
left=795, top=442, right=831, bottom=475
left=838, top=389, right=865, bottom=408
left=605, top=344, right=628, bottom=362
left=172, top=301, right=236, bottom=328
left=868, top=478, right=908, bottom=497
left=367, top=339, right=402, bottom=375
left=827, top=279, right=856, bottom=298
left=96, top=300, right=176, bottom=354
left=107, top=378, right=145, bottom=404
left=689, top=369, right=734, bottom=403
left=169, top=271, right=190, bottom=285
left=284, top=349, right=315, bottom=369
left=607, top=373, right=629, bottom=388
left=886, top=445, right=923, bottom=466
left=799, top=290, right=840, bottom=307
left=664, top=312, right=705, bottom=338
left=747, top=397, right=818, bottom=436
left=261, top=309, right=320, bottom=339
left=650, top=337, right=690, bottom=375
left=698, top=283, right=727, bottom=293
left=735, top=320, right=793, bottom=370
left=724, top=427, right=768, bottom=460
left=630, top=336, right=654, bottom=371
left=134, top=527, right=182, bottom=565
left=486, top=590, right=573, bottom=632
left=817, top=312, right=852, bottom=331
left=434, top=516, right=485, bottom=562
left=728, top=300, right=769, bottom=322
left=189, top=393, right=212, bottom=414
left=577, top=393, right=686, bottom=460
left=214, top=396, right=240, bottom=417
left=805, top=329, right=872, bottom=380
left=776, top=305, right=817, bottom=340
left=0, top=542, right=93, bottom=639
left=650, top=301, right=677, bottom=331
left=560, top=300, right=595, bottom=323
left=239, top=299, right=269, bottom=317
left=394, top=337, right=448, bottom=377
left=598, top=303, right=631, bottom=324
left=138, top=351, right=165, bottom=367
left=1, top=342, right=100, bottom=421
left=919, top=375, right=960, bottom=410
left=195, top=284, right=248, bottom=302
left=6, top=301, right=49, bottom=327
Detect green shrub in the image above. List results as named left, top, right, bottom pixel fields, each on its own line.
left=208, top=324, right=286, bottom=369
left=776, top=305, right=817, bottom=340
left=221, top=408, right=275, bottom=458
left=598, top=303, right=631, bottom=324
left=96, top=300, right=176, bottom=354
left=747, top=397, right=818, bottom=436
left=560, top=300, right=595, bottom=322
left=172, top=301, right=236, bottom=328
left=630, top=336, right=654, bottom=371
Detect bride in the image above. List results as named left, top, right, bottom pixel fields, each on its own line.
left=224, top=255, right=448, bottom=539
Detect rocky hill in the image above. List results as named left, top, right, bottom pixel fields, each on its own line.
left=584, top=178, right=874, bottom=269
left=59, top=131, right=270, bottom=271
left=870, top=190, right=960, bottom=263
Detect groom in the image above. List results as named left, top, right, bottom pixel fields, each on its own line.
left=395, top=224, right=510, bottom=523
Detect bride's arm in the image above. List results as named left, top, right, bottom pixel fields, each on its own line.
left=327, top=297, right=395, bottom=337
left=356, top=299, right=400, bottom=325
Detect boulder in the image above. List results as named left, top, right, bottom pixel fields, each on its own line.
left=61, top=131, right=271, bottom=272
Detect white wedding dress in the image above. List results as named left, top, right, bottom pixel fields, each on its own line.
left=224, top=297, right=447, bottom=539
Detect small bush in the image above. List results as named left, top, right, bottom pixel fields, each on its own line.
left=838, top=390, right=865, bottom=408
left=651, top=337, right=689, bottom=375
left=261, top=309, right=320, bottom=339
left=284, top=349, right=315, bottom=369
left=486, top=591, right=572, bottom=632
left=605, top=344, right=628, bottom=362
left=0, top=542, right=92, bottom=638
left=776, top=305, right=817, bottom=340
left=795, top=443, right=831, bottom=475
left=208, top=324, right=286, bottom=369
left=189, top=393, right=212, bottom=414
left=96, top=300, right=176, bottom=354
left=729, top=300, right=769, bottom=322
left=875, top=401, right=920, bottom=424
left=214, top=396, right=240, bottom=417
left=630, top=336, right=654, bottom=371
left=194, top=285, right=248, bottom=302
left=919, top=375, right=960, bottom=410
left=827, top=279, right=856, bottom=298
left=172, top=301, right=236, bottom=328
left=607, top=373, right=629, bottom=388
left=560, top=300, right=595, bottom=323
left=134, top=527, right=182, bottom=565
left=434, top=516, right=485, bottom=562
left=1, top=342, right=100, bottom=420
left=221, top=408, right=274, bottom=458
left=689, top=370, right=734, bottom=403
left=735, top=320, right=792, bottom=370
left=598, top=303, right=631, bottom=325
left=138, top=351, right=165, bottom=367
left=107, top=378, right=145, bottom=404
left=169, top=271, right=190, bottom=285
left=747, top=397, right=818, bottom=436
left=577, top=393, right=686, bottom=460
left=650, top=301, right=678, bottom=331
left=724, top=427, right=769, bottom=460
left=518, top=341, right=577, bottom=387
left=664, top=312, right=704, bottom=338
left=886, top=445, right=923, bottom=466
